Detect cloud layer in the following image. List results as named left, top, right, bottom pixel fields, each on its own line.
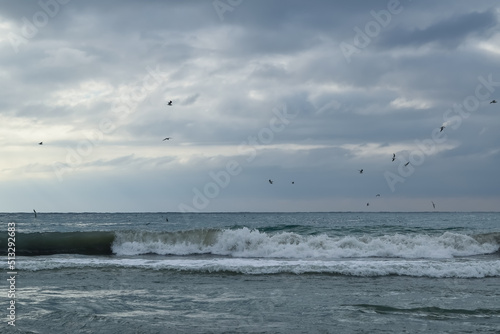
left=1, top=0, right=499, bottom=212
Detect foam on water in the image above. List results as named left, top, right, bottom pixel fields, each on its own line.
left=18, top=256, right=500, bottom=278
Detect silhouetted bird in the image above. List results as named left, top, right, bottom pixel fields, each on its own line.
left=33, top=209, right=37, bottom=218
left=376, top=194, right=380, bottom=197
left=268, top=179, right=273, bottom=184
left=167, top=100, right=172, bottom=106
left=490, top=100, right=497, bottom=104
left=291, top=181, right=294, bottom=184
left=432, top=201, right=436, bottom=209
left=39, top=142, right=43, bottom=145
left=358, top=169, right=363, bottom=174
left=440, top=126, right=445, bottom=132
left=162, top=137, right=171, bottom=141
left=392, top=153, right=395, bottom=162
left=404, top=162, right=410, bottom=167
left=366, top=202, right=369, bottom=206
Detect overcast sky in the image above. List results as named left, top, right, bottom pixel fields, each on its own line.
left=1, top=0, right=500, bottom=212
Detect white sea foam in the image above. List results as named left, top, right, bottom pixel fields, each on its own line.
left=17, top=256, right=500, bottom=278
left=111, top=228, right=498, bottom=259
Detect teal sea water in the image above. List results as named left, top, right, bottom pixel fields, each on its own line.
left=1, top=212, right=499, bottom=333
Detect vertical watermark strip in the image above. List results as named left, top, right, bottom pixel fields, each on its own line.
left=6, top=222, right=16, bottom=327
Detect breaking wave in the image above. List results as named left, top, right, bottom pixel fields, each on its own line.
left=111, top=228, right=500, bottom=259
left=8, top=229, right=500, bottom=278
left=3, top=228, right=498, bottom=259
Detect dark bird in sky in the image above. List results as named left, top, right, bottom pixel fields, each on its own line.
left=33, top=209, right=37, bottom=218
left=162, top=137, right=171, bottom=141
left=358, top=169, right=363, bottom=174
left=292, top=181, right=294, bottom=184
left=432, top=201, right=436, bottom=209
left=392, top=153, right=395, bottom=162
left=376, top=194, right=380, bottom=197
left=366, top=202, right=369, bottom=206
left=440, top=126, right=445, bottom=132
left=167, top=100, right=172, bottom=106
left=39, top=142, right=43, bottom=145
left=268, top=179, right=273, bottom=184
left=490, top=100, right=497, bottom=104
left=404, top=162, right=410, bottom=167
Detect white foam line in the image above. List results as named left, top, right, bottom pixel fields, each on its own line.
left=18, top=257, right=500, bottom=278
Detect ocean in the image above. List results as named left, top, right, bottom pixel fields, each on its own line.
left=1, top=212, right=499, bottom=333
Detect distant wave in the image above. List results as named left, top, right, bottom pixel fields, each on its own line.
left=2, top=228, right=499, bottom=258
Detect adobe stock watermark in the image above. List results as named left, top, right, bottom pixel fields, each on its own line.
left=339, top=0, right=407, bottom=64
left=6, top=222, right=17, bottom=327
left=52, top=65, right=168, bottom=182
left=385, top=73, right=500, bottom=192
left=7, top=0, right=71, bottom=54
left=213, top=0, right=243, bottom=21
left=178, top=104, right=298, bottom=213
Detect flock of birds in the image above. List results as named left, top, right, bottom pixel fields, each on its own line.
left=266, top=99, right=498, bottom=210
left=267, top=154, right=414, bottom=209
left=32, top=99, right=497, bottom=215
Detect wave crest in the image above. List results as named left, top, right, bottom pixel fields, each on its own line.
left=112, top=228, right=499, bottom=259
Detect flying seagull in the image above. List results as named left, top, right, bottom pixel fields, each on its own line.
left=268, top=179, right=273, bottom=184
left=167, top=100, right=172, bottom=106
left=432, top=201, right=436, bottom=209
left=33, top=209, right=37, bottom=218
left=440, top=126, right=445, bottom=132
left=39, top=142, right=43, bottom=145
left=490, top=100, right=497, bottom=104
left=392, top=153, right=395, bottom=162
left=358, top=169, right=364, bottom=174
left=162, top=137, right=171, bottom=141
